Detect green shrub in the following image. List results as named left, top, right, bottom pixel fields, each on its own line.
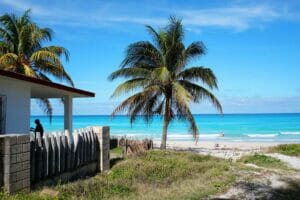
left=269, top=144, right=300, bottom=157
left=238, top=153, right=288, bottom=169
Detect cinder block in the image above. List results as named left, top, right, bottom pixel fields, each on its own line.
left=22, top=143, right=30, bottom=152
left=17, top=154, right=22, bottom=163
left=10, top=154, right=17, bottom=164
left=3, top=144, right=11, bottom=154
left=15, top=180, right=23, bottom=190
left=22, top=152, right=30, bottom=161
left=4, top=173, right=18, bottom=184
left=18, top=170, right=30, bottom=181
left=4, top=162, right=11, bottom=174
left=4, top=137, right=17, bottom=146
left=10, top=162, right=22, bottom=173
left=22, top=161, right=30, bottom=170
left=22, top=178, right=30, bottom=188
left=23, top=169, right=30, bottom=177
left=10, top=145, right=22, bottom=154
left=17, top=135, right=30, bottom=144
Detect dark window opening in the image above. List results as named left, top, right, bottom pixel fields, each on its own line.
left=0, top=95, right=6, bottom=134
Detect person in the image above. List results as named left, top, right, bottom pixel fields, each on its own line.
left=219, top=132, right=224, bottom=137
left=31, top=119, right=44, bottom=138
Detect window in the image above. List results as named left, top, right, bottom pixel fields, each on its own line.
left=0, top=95, right=6, bottom=134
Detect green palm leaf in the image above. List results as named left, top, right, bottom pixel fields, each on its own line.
left=110, top=17, right=222, bottom=149
left=0, top=10, right=73, bottom=119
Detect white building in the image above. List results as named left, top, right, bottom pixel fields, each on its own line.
left=0, top=69, right=95, bottom=134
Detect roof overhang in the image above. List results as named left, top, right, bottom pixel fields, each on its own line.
left=0, top=69, right=95, bottom=98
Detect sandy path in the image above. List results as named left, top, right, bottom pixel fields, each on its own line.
left=266, top=153, right=300, bottom=169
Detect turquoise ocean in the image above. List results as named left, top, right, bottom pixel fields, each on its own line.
left=30, top=114, right=300, bottom=142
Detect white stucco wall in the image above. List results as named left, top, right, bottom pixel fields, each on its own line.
left=0, top=78, right=31, bottom=134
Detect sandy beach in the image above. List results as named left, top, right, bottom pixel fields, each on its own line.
left=164, top=140, right=282, bottom=149
left=153, top=140, right=287, bottom=160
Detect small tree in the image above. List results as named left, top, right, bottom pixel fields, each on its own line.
left=109, top=17, right=222, bottom=149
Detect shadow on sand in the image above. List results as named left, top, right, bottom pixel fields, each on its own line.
left=212, top=177, right=300, bottom=200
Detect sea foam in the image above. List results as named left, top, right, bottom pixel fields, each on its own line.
left=246, top=134, right=279, bottom=138
left=169, top=134, right=222, bottom=139
left=280, top=131, right=300, bottom=135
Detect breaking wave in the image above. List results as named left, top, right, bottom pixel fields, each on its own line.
left=246, top=134, right=279, bottom=138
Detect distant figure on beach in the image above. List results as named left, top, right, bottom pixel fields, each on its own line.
left=31, top=119, right=44, bottom=138
left=219, top=132, right=224, bottom=137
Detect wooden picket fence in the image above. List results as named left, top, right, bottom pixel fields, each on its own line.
left=30, top=128, right=99, bottom=184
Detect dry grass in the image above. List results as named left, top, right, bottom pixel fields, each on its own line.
left=1, top=150, right=236, bottom=200
left=267, top=144, right=300, bottom=157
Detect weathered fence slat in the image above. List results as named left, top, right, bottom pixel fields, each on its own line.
left=30, top=127, right=103, bottom=184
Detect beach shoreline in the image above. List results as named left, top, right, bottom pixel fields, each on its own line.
left=153, top=140, right=300, bottom=160
left=155, top=140, right=284, bottom=150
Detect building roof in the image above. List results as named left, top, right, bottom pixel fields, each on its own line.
left=0, top=69, right=95, bottom=98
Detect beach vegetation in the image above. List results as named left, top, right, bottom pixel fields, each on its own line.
left=238, top=153, right=289, bottom=170
left=109, top=17, right=222, bottom=149
left=110, top=146, right=124, bottom=156
left=0, top=10, right=72, bottom=120
left=268, top=144, right=300, bottom=157
left=1, top=150, right=235, bottom=199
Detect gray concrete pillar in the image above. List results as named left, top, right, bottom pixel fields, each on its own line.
left=64, top=95, right=73, bottom=134
left=93, top=126, right=110, bottom=172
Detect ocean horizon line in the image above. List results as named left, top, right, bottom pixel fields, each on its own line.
left=31, top=112, right=300, bottom=117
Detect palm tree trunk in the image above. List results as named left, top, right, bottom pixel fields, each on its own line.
left=160, top=98, right=170, bottom=149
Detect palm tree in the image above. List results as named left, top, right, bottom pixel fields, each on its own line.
left=0, top=10, right=73, bottom=120
left=109, top=17, right=222, bottom=149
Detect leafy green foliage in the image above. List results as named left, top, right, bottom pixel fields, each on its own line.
left=0, top=10, right=73, bottom=119
left=109, top=17, right=222, bottom=148
left=268, top=144, right=300, bottom=157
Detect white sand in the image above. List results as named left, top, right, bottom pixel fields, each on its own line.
left=163, top=141, right=281, bottom=150
left=153, top=141, right=281, bottom=160
left=266, top=153, right=300, bottom=169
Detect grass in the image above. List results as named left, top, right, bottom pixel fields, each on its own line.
left=2, top=150, right=236, bottom=200
left=268, top=144, right=300, bottom=157
left=110, top=147, right=124, bottom=156
left=238, top=153, right=289, bottom=170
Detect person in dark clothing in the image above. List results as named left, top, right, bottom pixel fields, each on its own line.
left=31, top=119, right=44, bottom=138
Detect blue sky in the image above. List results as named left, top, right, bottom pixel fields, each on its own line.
left=1, top=0, right=300, bottom=115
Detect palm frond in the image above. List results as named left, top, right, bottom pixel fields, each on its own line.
left=111, top=85, right=160, bottom=117
left=36, top=98, right=53, bottom=122
left=0, top=53, right=18, bottom=70
left=184, top=42, right=206, bottom=64
left=172, top=82, right=192, bottom=107
left=178, top=67, right=218, bottom=89
left=0, top=27, right=13, bottom=43
left=35, top=60, right=74, bottom=86
left=151, top=67, right=170, bottom=84
left=179, top=80, right=223, bottom=113
left=121, top=41, right=162, bottom=68
left=111, top=78, right=149, bottom=98
left=108, top=67, right=151, bottom=80
left=30, top=50, right=62, bottom=66
left=39, top=46, right=69, bottom=61
left=173, top=92, right=199, bottom=140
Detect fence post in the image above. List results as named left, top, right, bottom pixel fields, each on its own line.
left=0, top=134, right=30, bottom=194
left=93, top=126, right=110, bottom=172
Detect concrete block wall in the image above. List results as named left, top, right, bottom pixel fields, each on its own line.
left=0, top=126, right=110, bottom=194
left=0, top=134, right=30, bottom=193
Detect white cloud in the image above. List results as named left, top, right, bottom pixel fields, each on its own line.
left=0, top=0, right=298, bottom=31
left=177, top=5, right=282, bottom=31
